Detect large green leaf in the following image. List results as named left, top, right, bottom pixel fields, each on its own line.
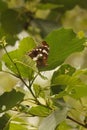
left=50, top=66, right=85, bottom=97
left=14, top=55, right=38, bottom=78
left=1, top=9, right=25, bottom=34
left=0, top=89, right=24, bottom=113
left=51, top=74, right=81, bottom=88
left=3, top=49, right=21, bottom=75
left=2, top=37, right=38, bottom=78
left=51, top=68, right=87, bottom=99
left=51, top=64, right=76, bottom=94
left=39, top=107, right=68, bottom=130
left=44, top=28, right=85, bottom=70
left=51, top=74, right=78, bottom=97
left=3, top=50, right=37, bottom=78
left=0, top=0, right=8, bottom=12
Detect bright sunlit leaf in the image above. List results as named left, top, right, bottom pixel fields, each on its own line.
left=29, top=105, right=52, bottom=117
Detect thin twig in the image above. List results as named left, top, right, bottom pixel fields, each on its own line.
left=67, top=116, right=87, bottom=128
left=3, top=45, right=40, bottom=104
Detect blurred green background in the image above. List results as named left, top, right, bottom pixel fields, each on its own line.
left=0, top=0, right=87, bottom=43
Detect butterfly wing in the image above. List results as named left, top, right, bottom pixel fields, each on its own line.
left=28, top=41, right=49, bottom=67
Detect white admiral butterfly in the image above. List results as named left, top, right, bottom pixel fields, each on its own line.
left=27, top=41, right=49, bottom=67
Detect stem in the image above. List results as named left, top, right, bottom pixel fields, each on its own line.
left=67, top=116, right=87, bottom=128
left=29, top=73, right=38, bottom=87
left=3, top=45, right=40, bottom=104
left=28, top=73, right=42, bottom=104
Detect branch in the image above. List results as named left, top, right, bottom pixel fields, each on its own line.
left=67, top=116, right=87, bottom=128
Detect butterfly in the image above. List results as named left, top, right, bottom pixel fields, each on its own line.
left=27, top=41, right=49, bottom=67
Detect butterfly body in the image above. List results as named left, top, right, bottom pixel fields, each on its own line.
left=28, top=41, right=49, bottom=67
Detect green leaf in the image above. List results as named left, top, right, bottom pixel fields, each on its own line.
left=2, top=37, right=38, bottom=78
left=51, top=64, right=76, bottom=94
left=33, top=84, right=45, bottom=98
left=3, top=50, right=21, bottom=75
left=6, top=34, right=18, bottom=46
left=6, top=110, right=29, bottom=130
left=3, top=51, right=37, bottom=78
left=54, top=91, right=68, bottom=99
left=44, top=28, right=85, bottom=70
left=0, top=0, right=8, bottom=12
left=29, top=105, right=51, bottom=117
left=53, top=64, right=76, bottom=76
left=73, top=69, right=87, bottom=77
left=54, top=75, right=83, bottom=89
left=1, top=9, right=25, bottom=34
left=9, top=123, right=28, bottom=130
left=33, top=84, right=41, bottom=97
left=39, top=107, right=68, bottom=130
left=0, top=113, right=10, bottom=130
left=70, top=84, right=87, bottom=99
left=51, top=71, right=83, bottom=96
left=51, top=75, right=71, bottom=89
left=0, top=89, right=24, bottom=112
left=56, top=121, right=72, bottom=130
left=18, top=37, right=36, bottom=56
left=15, top=55, right=38, bottom=78
left=51, top=67, right=87, bottom=99
left=0, top=27, right=18, bottom=46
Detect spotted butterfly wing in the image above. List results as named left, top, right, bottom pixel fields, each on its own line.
left=27, top=41, right=49, bottom=67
